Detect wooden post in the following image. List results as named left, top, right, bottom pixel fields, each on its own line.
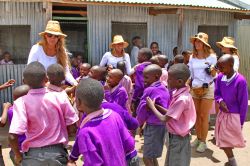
left=177, top=8, right=184, bottom=54
left=44, top=1, right=52, bottom=22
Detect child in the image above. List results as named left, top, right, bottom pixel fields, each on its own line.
left=0, top=85, right=30, bottom=165
left=131, top=48, right=152, bottom=113
left=77, top=63, right=91, bottom=81
left=117, top=61, right=133, bottom=113
left=8, top=62, right=78, bottom=165
left=215, top=54, right=248, bottom=166
left=136, top=64, right=170, bottom=166
left=68, top=78, right=137, bottom=166
left=158, top=55, right=169, bottom=87
left=70, top=56, right=80, bottom=79
left=0, top=51, right=14, bottom=65
left=88, top=65, right=107, bottom=85
left=105, top=69, right=128, bottom=111
left=174, top=54, right=184, bottom=64
left=147, top=64, right=196, bottom=166
left=182, top=50, right=192, bottom=65
left=130, top=36, right=142, bottom=67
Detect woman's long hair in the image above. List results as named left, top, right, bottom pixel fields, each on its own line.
left=38, top=35, right=69, bottom=68
left=192, top=41, right=214, bottom=58
left=230, top=48, right=239, bottom=57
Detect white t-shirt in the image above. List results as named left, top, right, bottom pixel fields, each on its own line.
left=188, top=54, right=217, bottom=88
left=130, top=46, right=139, bottom=67
left=232, top=55, right=239, bottom=72
left=27, top=44, right=77, bottom=86
left=100, top=52, right=131, bottom=74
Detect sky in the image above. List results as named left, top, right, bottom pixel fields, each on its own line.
left=240, top=0, right=250, bottom=5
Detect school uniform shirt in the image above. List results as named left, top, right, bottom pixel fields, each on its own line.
left=160, top=68, right=168, bottom=87
left=166, top=86, right=196, bottom=137
left=69, top=109, right=136, bottom=166
left=9, top=88, right=79, bottom=152
left=101, top=100, right=139, bottom=130
left=215, top=73, right=248, bottom=125
left=120, top=75, right=133, bottom=112
left=0, top=59, right=14, bottom=65
left=71, top=66, right=80, bottom=79
left=100, top=52, right=132, bottom=75
left=7, top=106, right=26, bottom=151
left=136, top=81, right=170, bottom=126
left=27, top=44, right=77, bottom=85
left=132, top=62, right=151, bottom=102
left=188, top=54, right=217, bottom=88
left=105, top=84, right=128, bottom=111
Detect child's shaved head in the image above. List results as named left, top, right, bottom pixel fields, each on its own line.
left=76, top=78, right=104, bottom=110
left=13, top=85, right=30, bottom=100
left=150, top=56, right=160, bottom=65
left=168, top=64, right=190, bottom=82
left=109, top=69, right=123, bottom=81
left=23, top=62, right=47, bottom=88
left=174, top=54, right=184, bottom=64
left=218, top=54, right=234, bottom=65
left=89, top=65, right=107, bottom=81
left=47, top=64, right=65, bottom=86
left=143, top=64, right=162, bottom=76
left=117, top=61, right=126, bottom=75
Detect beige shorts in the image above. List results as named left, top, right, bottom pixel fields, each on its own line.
left=191, top=85, right=214, bottom=99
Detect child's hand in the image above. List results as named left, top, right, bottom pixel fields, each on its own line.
left=67, top=160, right=77, bottom=166
left=220, top=101, right=229, bottom=112
left=146, top=97, right=155, bottom=111
left=3, top=102, right=12, bottom=109
left=103, top=84, right=110, bottom=91
left=14, top=153, right=22, bottom=165
left=2, top=79, right=15, bottom=89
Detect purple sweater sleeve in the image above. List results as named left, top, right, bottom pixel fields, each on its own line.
left=136, top=90, right=150, bottom=126
left=122, top=110, right=139, bottom=130
left=215, top=74, right=224, bottom=103
left=237, top=79, right=248, bottom=125
left=104, top=90, right=111, bottom=102
left=69, top=136, right=80, bottom=161
left=115, top=90, right=128, bottom=110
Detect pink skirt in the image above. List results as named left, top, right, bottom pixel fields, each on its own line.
left=215, top=111, right=245, bottom=148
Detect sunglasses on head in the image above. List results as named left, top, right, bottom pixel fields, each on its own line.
left=46, top=33, right=59, bottom=38
left=194, top=34, right=203, bottom=39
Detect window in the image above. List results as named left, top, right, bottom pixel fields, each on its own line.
left=0, top=25, right=31, bottom=64
left=112, top=22, right=147, bottom=54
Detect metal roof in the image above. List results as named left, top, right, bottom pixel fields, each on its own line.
left=67, top=0, right=248, bottom=11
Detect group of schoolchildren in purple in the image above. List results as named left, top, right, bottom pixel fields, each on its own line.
left=0, top=32, right=248, bottom=166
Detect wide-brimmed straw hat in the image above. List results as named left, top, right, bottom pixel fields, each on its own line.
left=110, top=35, right=129, bottom=48
left=216, top=37, right=237, bottom=50
left=39, top=20, right=67, bottom=37
left=190, top=32, right=211, bottom=48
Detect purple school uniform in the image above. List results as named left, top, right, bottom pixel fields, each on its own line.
left=136, top=81, right=170, bottom=126
left=7, top=106, right=26, bottom=150
left=101, top=101, right=139, bottom=130
left=69, top=109, right=136, bottom=166
left=132, top=62, right=151, bottom=101
left=105, top=84, right=128, bottom=111
left=71, top=67, right=80, bottom=79
left=215, top=73, right=248, bottom=125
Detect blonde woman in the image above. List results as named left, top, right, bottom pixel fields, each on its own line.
left=216, top=37, right=239, bottom=72
left=100, top=35, right=131, bottom=75
left=188, top=32, right=217, bottom=153
left=27, top=20, right=77, bottom=86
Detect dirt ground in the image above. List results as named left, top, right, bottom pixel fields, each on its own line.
left=1, top=121, right=250, bottom=166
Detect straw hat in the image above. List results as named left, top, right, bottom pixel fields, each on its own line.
left=39, top=20, right=67, bottom=37
left=216, top=37, right=237, bottom=50
left=190, top=32, right=211, bottom=48
left=110, top=35, right=129, bottom=48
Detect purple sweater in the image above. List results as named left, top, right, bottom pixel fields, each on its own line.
left=136, top=81, right=170, bottom=126
left=215, top=73, right=248, bottom=125
left=101, top=101, right=139, bottom=130
left=132, top=62, right=151, bottom=101
left=105, top=84, right=128, bottom=111
left=69, top=109, right=136, bottom=166
left=7, top=106, right=26, bottom=150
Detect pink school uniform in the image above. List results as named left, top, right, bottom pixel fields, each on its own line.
left=120, top=75, right=133, bottom=112
left=214, top=73, right=248, bottom=148
left=9, top=88, right=79, bottom=152
left=160, top=68, right=168, bottom=87
left=166, top=86, right=196, bottom=137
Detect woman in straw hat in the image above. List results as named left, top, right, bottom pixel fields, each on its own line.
left=100, top=35, right=131, bottom=75
left=188, top=32, right=217, bottom=153
left=216, top=37, right=239, bottom=72
left=27, top=20, right=77, bottom=86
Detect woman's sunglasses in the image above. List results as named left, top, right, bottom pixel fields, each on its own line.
left=46, top=33, right=59, bottom=38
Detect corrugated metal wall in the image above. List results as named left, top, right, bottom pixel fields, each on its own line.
left=237, top=20, right=250, bottom=87
left=87, top=5, right=236, bottom=64
left=0, top=1, right=47, bottom=45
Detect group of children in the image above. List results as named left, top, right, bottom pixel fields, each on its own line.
left=0, top=45, right=248, bottom=166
